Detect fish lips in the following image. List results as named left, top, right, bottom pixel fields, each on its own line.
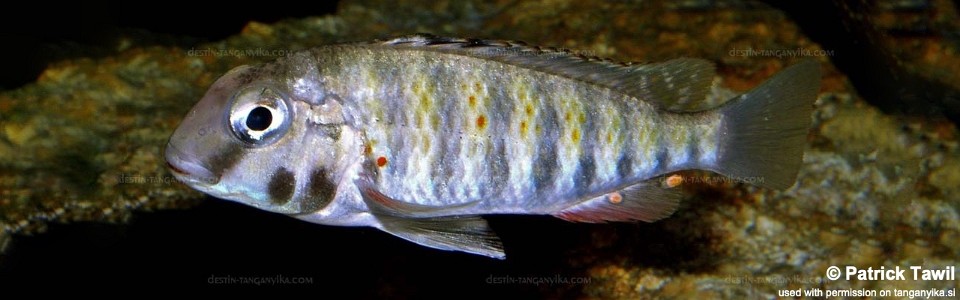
left=164, top=143, right=219, bottom=186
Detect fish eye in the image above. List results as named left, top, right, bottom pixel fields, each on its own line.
left=228, top=85, right=291, bottom=146
left=246, top=106, right=273, bottom=131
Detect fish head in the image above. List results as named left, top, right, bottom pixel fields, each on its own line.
left=166, top=60, right=352, bottom=215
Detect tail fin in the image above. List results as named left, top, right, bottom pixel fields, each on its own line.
left=714, top=60, right=821, bottom=190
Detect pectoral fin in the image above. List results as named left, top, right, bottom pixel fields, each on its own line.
left=359, top=185, right=505, bottom=259
left=554, top=177, right=682, bottom=223
left=360, top=186, right=480, bottom=218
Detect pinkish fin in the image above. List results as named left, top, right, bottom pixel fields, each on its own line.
left=553, top=178, right=682, bottom=223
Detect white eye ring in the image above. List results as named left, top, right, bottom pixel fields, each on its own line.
left=228, top=85, right=291, bottom=146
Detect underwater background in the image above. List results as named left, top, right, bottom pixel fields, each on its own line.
left=1, top=0, right=958, bottom=297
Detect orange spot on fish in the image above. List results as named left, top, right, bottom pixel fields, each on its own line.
left=666, top=174, right=683, bottom=188
left=377, top=156, right=388, bottom=167
left=609, top=192, right=623, bottom=204
left=468, top=95, right=476, bottom=107
left=476, top=115, right=486, bottom=129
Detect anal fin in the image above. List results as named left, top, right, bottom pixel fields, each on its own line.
left=554, top=178, right=682, bottom=223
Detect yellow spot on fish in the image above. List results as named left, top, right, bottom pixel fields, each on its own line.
left=468, top=95, right=476, bottom=108
left=666, top=174, right=683, bottom=188
left=520, top=121, right=528, bottom=135
left=476, top=115, right=487, bottom=130
left=525, top=104, right=534, bottom=116
left=363, top=144, right=372, bottom=155
left=578, top=112, right=586, bottom=124
left=606, top=132, right=613, bottom=143
left=564, top=111, right=571, bottom=122
left=422, top=135, right=431, bottom=150
left=430, top=113, right=440, bottom=130
left=571, top=129, right=581, bottom=143
left=535, top=124, right=542, bottom=134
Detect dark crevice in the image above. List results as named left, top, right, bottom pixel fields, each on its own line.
left=0, top=2, right=340, bottom=91
left=763, top=0, right=960, bottom=124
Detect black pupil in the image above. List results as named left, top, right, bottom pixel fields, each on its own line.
left=246, top=106, right=273, bottom=131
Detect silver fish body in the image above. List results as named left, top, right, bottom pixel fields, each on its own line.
left=165, top=35, right=821, bottom=258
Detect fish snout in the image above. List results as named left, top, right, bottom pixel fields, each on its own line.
left=164, top=143, right=218, bottom=186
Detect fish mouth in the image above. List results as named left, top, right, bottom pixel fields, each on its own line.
left=164, top=143, right=219, bottom=186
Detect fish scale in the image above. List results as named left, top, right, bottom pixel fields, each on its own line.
left=340, top=49, right=717, bottom=212
left=165, top=34, right=821, bottom=258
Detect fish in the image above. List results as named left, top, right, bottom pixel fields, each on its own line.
left=165, top=34, right=821, bottom=259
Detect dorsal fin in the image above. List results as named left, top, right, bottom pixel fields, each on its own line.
left=373, top=34, right=717, bottom=112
